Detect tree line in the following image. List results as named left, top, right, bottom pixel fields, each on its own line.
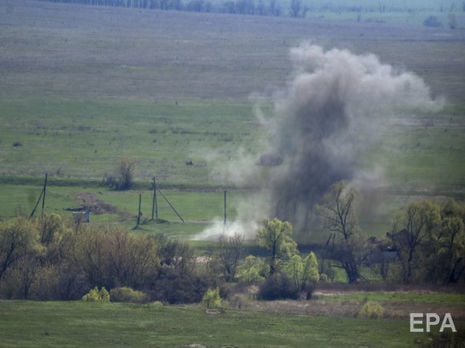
left=1, top=182, right=464, bottom=303
left=35, top=0, right=313, bottom=18
left=33, top=0, right=465, bottom=19
left=317, top=181, right=465, bottom=286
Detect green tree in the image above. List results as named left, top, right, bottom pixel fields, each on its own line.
left=423, top=199, right=465, bottom=284
left=257, top=218, right=297, bottom=276
left=303, top=251, right=319, bottom=284
left=0, top=218, right=42, bottom=281
left=236, top=255, right=268, bottom=285
left=202, top=287, right=222, bottom=309
left=390, top=200, right=441, bottom=283
left=284, top=254, right=303, bottom=289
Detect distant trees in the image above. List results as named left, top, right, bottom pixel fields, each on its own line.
left=289, top=0, right=307, bottom=18
left=389, top=199, right=465, bottom=284
left=0, top=216, right=209, bottom=303
left=35, top=0, right=465, bottom=24
left=2, top=196, right=463, bottom=304
left=35, top=0, right=285, bottom=17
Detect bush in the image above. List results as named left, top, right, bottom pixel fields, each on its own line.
left=423, top=16, right=442, bottom=27
left=258, top=274, right=299, bottom=300
left=202, top=287, right=222, bottom=309
left=110, top=287, right=148, bottom=303
left=117, top=157, right=136, bottom=190
left=151, top=270, right=209, bottom=304
left=82, top=287, right=110, bottom=303
left=358, top=301, right=384, bottom=319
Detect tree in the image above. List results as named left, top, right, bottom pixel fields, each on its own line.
left=289, top=0, right=301, bottom=17
left=216, top=233, right=243, bottom=282
left=236, top=255, right=268, bottom=284
left=421, top=199, right=465, bottom=284
left=283, top=254, right=303, bottom=289
left=117, top=157, right=136, bottom=190
left=257, top=218, right=297, bottom=276
left=0, top=218, right=42, bottom=281
left=317, top=181, right=361, bottom=283
left=389, top=200, right=441, bottom=283
left=303, top=251, right=319, bottom=284
left=202, top=287, right=222, bottom=309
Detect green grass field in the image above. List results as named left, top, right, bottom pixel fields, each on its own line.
left=0, top=300, right=457, bottom=348
left=1, top=2, right=465, bottom=346
left=1, top=0, right=465, bottom=239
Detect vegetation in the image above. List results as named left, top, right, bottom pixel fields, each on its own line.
left=0, top=1, right=464, bottom=345
left=110, top=287, right=149, bottom=303
left=33, top=0, right=465, bottom=27
left=82, top=287, right=110, bottom=302
left=358, top=301, right=385, bottom=320
left=317, top=181, right=361, bottom=283
left=257, top=218, right=297, bottom=276
left=2, top=300, right=453, bottom=348
left=0, top=216, right=210, bottom=303
left=388, top=199, right=465, bottom=284
left=1, top=195, right=465, bottom=304
left=201, top=287, right=222, bottom=309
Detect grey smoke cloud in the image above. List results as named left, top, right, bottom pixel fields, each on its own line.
left=263, top=44, right=441, bottom=231
left=195, top=43, right=442, bottom=239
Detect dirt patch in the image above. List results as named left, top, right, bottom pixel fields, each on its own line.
left=70, top=192, right=132, bottom=219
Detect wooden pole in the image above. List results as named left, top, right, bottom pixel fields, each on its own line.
left=30, top=173, right=47, bottom=219
left=224, top=190, right=227, bottom=225
left=151, top=177, right=158, bottom=221
left=41, top=173, right=48, bottom=218
left=136, top=192, right=142, bottom=227
left=158, top=189, right=184, bottom=223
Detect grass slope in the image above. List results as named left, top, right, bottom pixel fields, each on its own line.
left=0, top=1, right=465, bottom=237
left=0, top=300, right=437, bottom=347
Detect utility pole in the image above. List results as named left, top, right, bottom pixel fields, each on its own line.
left=30, top=173, right=48, bottom=219
left=224, top=190, right=227, bottom=225
left=151, top=177, right=158, bottom=221
left=136, top=192, right=142, bottom=228
left=41, top=173, right=48, bottom=218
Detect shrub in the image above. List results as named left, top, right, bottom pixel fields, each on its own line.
left=202, top=287, right=222, bottom=309
left=236, top=255, right=267, bottom=285
left=110, top=287, right=148, bottom=303
left=423, top=16, right=442, bottom=27
left=258, top=274, right=299, bottom=300
left=358, top=301, right=384, bottom=319
left=82, top=287, right=110, bottom=303
left=117, top=157, right=136, bottom=190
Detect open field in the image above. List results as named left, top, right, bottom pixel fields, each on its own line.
left=0, top=299, right=463, bottom=347
left=1, top=3, right=465, bottom=346
left=1, top=1, right=465, bottom=240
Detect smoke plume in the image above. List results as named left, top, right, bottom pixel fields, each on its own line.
left=195, top=44, right=442, bottom=239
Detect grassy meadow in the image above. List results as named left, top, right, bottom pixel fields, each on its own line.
left=1, top=300, right=460, bottom=348
left=1, top=1, right=464, bottom=238
left=1, top=2, right=465, bottom=347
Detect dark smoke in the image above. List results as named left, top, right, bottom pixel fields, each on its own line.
left=259, top=44, right=440, bottom=231
left=196, top=44, right=441, bottom=240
